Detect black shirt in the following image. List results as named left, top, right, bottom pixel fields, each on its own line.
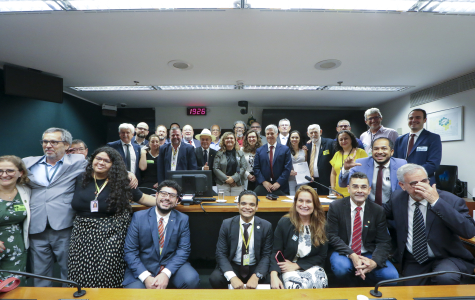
left=140, top=152, right=159, bottom=185
left=225, top=149, right=238, bottom=176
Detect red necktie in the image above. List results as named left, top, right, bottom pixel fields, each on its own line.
left=189, top=140, right=193, bottom=145
left=406, top=134, right=415, bottom=159
left=269, top=146, right=274, bottom=180
left=351, top=207, right=362, bottom=255
left=375, top=165, right=384, bottom=205
left=157, top=217, right=166, bottom=274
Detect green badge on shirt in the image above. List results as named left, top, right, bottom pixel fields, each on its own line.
left=14, top=204, right=26, bottom=211
left=147, top=160, right=155, bottom=164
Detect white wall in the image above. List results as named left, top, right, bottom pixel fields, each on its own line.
left=379, top=90, right=475, bottom=197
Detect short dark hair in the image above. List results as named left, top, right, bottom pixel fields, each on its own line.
left=238, top=190, right=258, bottom=206
left=349, top=171, right=369, bottom=185
left=409, top=108, right=427, bottom=119
left=71, top=139, right=88, bottom=149
left=157, top=180, right=182, bottom=196
left=334, top=130, right=358, bottom=152
left=169, top=122, right=180, bottom=129
left=371, top=137, right=394, bottom=150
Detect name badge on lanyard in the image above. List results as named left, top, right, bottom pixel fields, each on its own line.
left=91, top=175, right=108, bottom=213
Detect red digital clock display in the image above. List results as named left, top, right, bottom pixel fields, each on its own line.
left=187, top=107, right=207, bottom=115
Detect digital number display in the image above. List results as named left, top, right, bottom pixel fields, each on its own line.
left=187, top=107, right=207, bottom=116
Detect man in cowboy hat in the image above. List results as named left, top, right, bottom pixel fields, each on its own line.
left=195, top=128, right=217, bottom=186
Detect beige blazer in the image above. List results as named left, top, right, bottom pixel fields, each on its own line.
left=16, top=184, right=31, bottom=249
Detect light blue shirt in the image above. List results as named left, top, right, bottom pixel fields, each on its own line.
left=210, top=140, right=221, bottom=151
left=28, top=155, right=65, bottom=186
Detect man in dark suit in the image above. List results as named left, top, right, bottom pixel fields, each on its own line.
left=123, top=180, right=200, bottom=289
left=327, top=172, right=398, bottom=286
left=195, top=129, right=217, bottom=185
left=209, top=190, right=273, bottom=289
left=306, top=124, right=336, bottom=195
left=253, top=124, right=293, bottom=196
left=156, top=127, right=198, bottom=184
left=384, top=164, right=475, bottom=285
left=339, top=137, right=407, bottom=204
left=393, top=108, right=442, bottom=185
left=182, top=124, right=201, bottom=148
left=107, top=123, right=144, bottom=181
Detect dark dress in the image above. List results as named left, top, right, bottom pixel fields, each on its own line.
left=140, top=152, right=159, bottom=189
left=67, top=174, right=143, bottom=288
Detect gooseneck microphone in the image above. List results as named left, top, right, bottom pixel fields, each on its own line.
left=0, top=270, right=86, bottom=297
left=304, top=176, right=344, bottom=197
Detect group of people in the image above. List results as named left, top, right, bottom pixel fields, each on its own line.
left=0, top=105, right=472, bottom=290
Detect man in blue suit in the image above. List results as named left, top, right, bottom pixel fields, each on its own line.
left=253, top=124, right=293, bottom=196
left=123, top=180, right=200, bottom=289
left=339, top=137, right=407, bottom=204
left=107, top=123, right=144, bottom=181
left=156, top=127, right=198, bottom=184
left=393, top=109, right=442, bottom=185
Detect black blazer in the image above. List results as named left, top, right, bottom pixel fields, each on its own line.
left=156, top=143, right=198, bottom=184
left=305, top=137, right=336, bottom=188
left=195, top=147, right=217, bottom=185
left=326, top=197, right=391, bottom=267
left=107, top=140, right=142, bottom=181
left=384, top=189, right=475, bottom=272
left=270, top=217, right=328, bottom=274
left=215, top=216, right=273, bottom=276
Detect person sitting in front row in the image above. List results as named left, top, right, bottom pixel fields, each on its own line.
left=270, top=185, right=328, bottom=289
left=123, top=180, right=200, bottom=289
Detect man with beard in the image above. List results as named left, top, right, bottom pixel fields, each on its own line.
left=360, top=108, right=399, bottom=155
left=132, top=122, right=150, bottom=148
left=233, top=121, right=247, bottom=147
left=339, top=137, right=406, bottom=205
left=155, top=125, right=169, bottom=146
left=277, top=118, right=291, bottom=145
left=182, top=124, right=200, bottom=148
left=250, top=121, right=267, bottom=145
left=123, top=180, right=200, bottom=289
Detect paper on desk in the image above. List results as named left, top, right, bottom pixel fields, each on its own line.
left=281, top=196, right=294, bottom=203
left=228, top=284, right=270, bottom=289
left=293, top=162, right=311, bottom=185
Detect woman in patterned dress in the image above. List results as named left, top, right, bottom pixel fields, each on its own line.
left=67, top=147, right=156, bottom=288
left=241, top=130, right=263, bottom=191
left=270, top=185, right=328, bottom=289
left=0, top=155, right=30, bottom=286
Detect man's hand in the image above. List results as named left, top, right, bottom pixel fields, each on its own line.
left=290, top=170, right=297, bottom=176
left=151, top=273, right=169, bottom=289
left=230, top=276, right=244, bottom=289
left=355, top=256, right=377, bottom=280
left=271, top=182, right=281, bottom=192
left=277, top=260, right=299, bottom=273
left=127, top=173, right=139, bottom=189
left=302, top=145, right=308, bottom=152
left=415, top=182, right=439, bottom=204
left=349, top=253, right=365, bottom=278
left=246, top=274, right=259, bottom=289
left=270, top=271, right=284, bottom=289
left=343, top=151, right=362, bottom=171
left=153, top=182, right=158, bottom=189
left=144, top=276, right=156, bottom=289
left=203, top=162, right=209, bottom=171
left=263, top=181, right=273, bottom=193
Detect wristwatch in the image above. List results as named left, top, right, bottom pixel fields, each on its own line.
left=255, top=272, right=264, bottom=280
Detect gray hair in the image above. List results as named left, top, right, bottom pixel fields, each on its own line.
left=211, top=124, right=221, bottom=131
left=265, top=124, right=278, bottom=134
left=71, top=139, right=87, bottom=149
left=307, top=124, right=321, bottom=132
left=233, top=120, right=247, bottom=131
left=364, top=108, right=382, bottom=120
left=118, top=123, right=135, bottom=133
left=279, top=118, right=290, bottom=126
left=337, top=119, right=351, bottom=126
left=396, top=163, right=428, bottom=183
left=43, top=128, right=72, bottom=145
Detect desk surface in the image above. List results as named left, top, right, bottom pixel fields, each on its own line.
left=4, top=285, right=475, bottom=300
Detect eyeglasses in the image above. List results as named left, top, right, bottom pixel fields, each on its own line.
left=158, top=191, right=178, bottom=199
left=40, top=140, right=65, bottom=146
left=68, top=147, right=86, bottom=153
left=366, top=116, right=381, bottom=122
left=94, top=157, right=111, bottom=164
left=250, top=126, right=261, bottom=129
left=136, top=127, right=149, bottom=131
left=337, top=125, right=350, bottom=128
left=406, top=178, right=430, bottom=187
left=0, top=169, right=16, bottom=176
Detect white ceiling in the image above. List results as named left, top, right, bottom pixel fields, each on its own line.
left=1, top=9, right=475, bottom=108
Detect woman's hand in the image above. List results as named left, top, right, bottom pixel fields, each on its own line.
left=225, top=176, right=235, bottom=185
left=290, top=170, right=297, bottom=176
left=0, top=241, right=5, bottom=252
left=270, top=271, right=284, bottom=289
left=278, top=260, right=300, bottom=273
left=247, top=174, right=256, bottom=182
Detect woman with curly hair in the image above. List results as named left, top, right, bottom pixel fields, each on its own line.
left=241, top=129, right=262, bottom=191
left=68, top=147, right=155, bottom=288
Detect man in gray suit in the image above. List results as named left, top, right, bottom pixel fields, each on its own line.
left=23, top=128, right=87, bottom=286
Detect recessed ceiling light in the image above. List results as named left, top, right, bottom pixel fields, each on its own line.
left=70, top=86, right=155, bottom=91
left=315, top=59, right=342, bottom=71
left=167, top=60, right=193, bottom=71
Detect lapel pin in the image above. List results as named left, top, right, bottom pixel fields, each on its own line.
left=257, top=226, right=260, bottom=229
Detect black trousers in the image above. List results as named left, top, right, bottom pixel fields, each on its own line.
left=253, top=184, right=287, bottom=196
left=209, top=262, right=270, bottom=289
left=307, top=177, right=328, bottom=196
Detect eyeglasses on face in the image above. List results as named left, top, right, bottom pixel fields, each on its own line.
left=94, top=157, right=111, bottom=164
left=40, top=140, right=65, bottom=146
left=136, top=127, right=149, bottom=131
left=0, top=169, right=17, bottom=176
left=158, top=191, right=178, bottom=199
left=367, top=116, right=381, bottom=122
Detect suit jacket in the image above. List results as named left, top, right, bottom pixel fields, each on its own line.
left=132, top=136, right=149, bottom=147
left=23, top=154, right=87, bottom=234
left=306, top=138, right=336, bottom=188
left=182, top=138, right=201, bottom=148
left=384, top=189, right=475, bottom=271
left=196, top=147, right=217, bottom=185
left=253, top=143, right=293, bottom=194
left=393, top=129, right=442, bottom=184
left=215, top=216, right=273, bottom=276
left=107, top=140, right=142, bottom=181
left=16, top=184, right=31, bottom=249
left=123, top=208, right=191, bottom=286
left=326, top=197, right=392, bottom=267
left=339, top=157, right=407, bottom=201
left=213, top=150, right=248, bottom=186
left=270, top=217, right=328, bottom=273
left=156, top=142, right=198, bottom=184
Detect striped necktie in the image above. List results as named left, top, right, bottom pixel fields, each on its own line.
left=412, top=202, right=429, bottom=264
left=351, top=207, right=363, bottom=255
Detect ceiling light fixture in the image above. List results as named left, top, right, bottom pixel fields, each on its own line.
left=70, top=86, right=155, bottom=91
left=167, top=60, right=193, bottom=71
left=315, top=59, right=342, bottom=71
left=156, top=85, right=235, bottom=90
left=246, top=0, right=418, bottom=11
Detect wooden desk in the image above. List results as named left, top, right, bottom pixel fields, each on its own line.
left=4, top=285, right=475, bottom=300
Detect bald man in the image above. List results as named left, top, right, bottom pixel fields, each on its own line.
left=132, top=122, right=150, bottom=148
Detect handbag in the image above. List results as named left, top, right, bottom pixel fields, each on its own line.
left=0, top=276, right=20, bottom=292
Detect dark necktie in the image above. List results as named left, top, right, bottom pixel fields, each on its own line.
left=269, top=146, right=274, bottom=180
left=375, top=165, right=384, bottom=205
left=125, top=144, right=132, bottom=171
left=412, top=202, right=429, bottom=264
left=240, top=223, right=251, bottom=279
left=406, top=134, right=416, bottom=159
left=351, top=207, right=362, bottom=255
left=203, top=149, right=208, bottom=164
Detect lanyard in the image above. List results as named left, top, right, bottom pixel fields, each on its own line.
left=94, top=175, right=109, bottom=200
left=240, top=223, right=254, bottom=252
left=45, top=162, right=61, bottom=184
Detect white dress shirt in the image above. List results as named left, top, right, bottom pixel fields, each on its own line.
left=279, top=134, right=289, bottom=146
left=349, top=200, right=367, bottom=254
left=224, top=217, right=256, bottom=281
left=121, top=141, right=137, bottom=174
left=370, top=160, right=392, bottom=203
left=406, top=128, right=424, bottom=155
left=170, top=143, right=181, bottom=171
left=406, top=197, right=436, bottom=258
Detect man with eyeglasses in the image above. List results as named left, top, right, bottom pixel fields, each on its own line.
left=67, top=139, right=88, bottom=158
left=250, top=121, right=267, bottom=145
left=384, top=164, right=475, bottom=286
left=123, top=180, right=200, bottom=289
left=22, top=127, right=87, bottom=286
left=132, top=122, right=150, bottom=148
left=360, top=108, right=399, bottom=155
left=335, top=120, right=364, bottom=149
left=210, top=124, right=221, bottom=151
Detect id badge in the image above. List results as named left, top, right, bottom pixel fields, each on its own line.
left=243, top=254, right=250, bottom=266
left=91, top=200, right=99, bottom=212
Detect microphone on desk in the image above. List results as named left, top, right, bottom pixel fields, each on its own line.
left=0, top=270, right=86, bottom=297
left=370, top=270, right=475, bottom=297
left=304, top=176, right=344, bottom=197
